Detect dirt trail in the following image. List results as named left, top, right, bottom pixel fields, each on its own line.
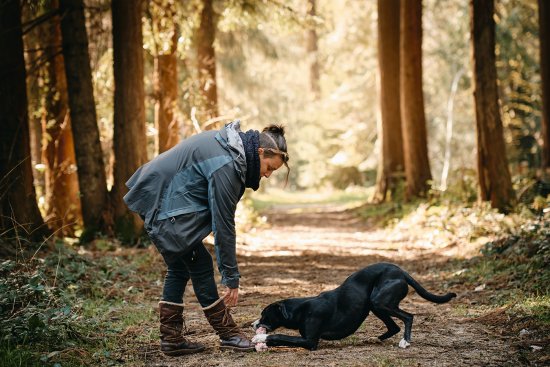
left=146, top=203, right=523, bottom=367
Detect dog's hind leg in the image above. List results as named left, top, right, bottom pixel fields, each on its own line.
left=371, top=281, right=413, bottom=348
left=387, top=308, right=413, bottom=348
left=371, top=309, right=400, bottom=341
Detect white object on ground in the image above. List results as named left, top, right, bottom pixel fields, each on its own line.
left=253, top=327, right=268, bottom=352
left=255, top=342, right=268, bottom=352
left=398, top=338, right=411, bottom=349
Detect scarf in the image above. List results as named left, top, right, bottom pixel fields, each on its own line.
left=239, top=130, right=261, bottom=191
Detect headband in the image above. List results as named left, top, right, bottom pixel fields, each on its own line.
left=264, top=133, right=289, bottom=162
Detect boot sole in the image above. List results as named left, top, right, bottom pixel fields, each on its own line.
left=219, top=345, right=255, bottom=352
left=162, top=347, right=206, bottom=356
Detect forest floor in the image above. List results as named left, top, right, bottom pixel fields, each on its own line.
left=3, top=192, right=549, bottom=367
left=132, top=199, right=549, bottom=367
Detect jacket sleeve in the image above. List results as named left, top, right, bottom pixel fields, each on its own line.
left=208, top=162, right=244, bottom=289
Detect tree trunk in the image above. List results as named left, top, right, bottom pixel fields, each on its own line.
left=111, top=0, right=147, bottom=242
left=307, top=0, right=321, bottom=100
left=41, top=0, right=82, bottom=236
left=374, top=0, right=405, bottom=202
left=470, top=0, right=516, bottom=212
left=400, top=0, right=431, bottom=198
left=59, top=0, right=110, bottom=239
left=197, top=0, right=219, bottom=128
left=23, top=14, right=45, bottom=201
left=539, top=0, right=550, bottom=175
left=155, top=29, right=179, bottom=154
left=0, top=0, right=47, bottom=239
left=440, top=68, right=465, bottom=191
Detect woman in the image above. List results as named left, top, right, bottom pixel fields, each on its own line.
left=124, top=121, right=289, bottom=355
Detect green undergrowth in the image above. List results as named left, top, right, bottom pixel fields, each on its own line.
left=457, top=220, right=550, bottom=320
left=355, top=201, right=418, bottom=227
left=450, top=219, right=550, bottom=365
left=0, top=241, right=160, bottom=366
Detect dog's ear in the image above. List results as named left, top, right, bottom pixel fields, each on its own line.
left=279, top=303, right=290, bottom=320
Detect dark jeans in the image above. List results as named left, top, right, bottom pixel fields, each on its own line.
left=161, top=242, right=219, bottom=308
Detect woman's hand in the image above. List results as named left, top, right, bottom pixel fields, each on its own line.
left=224, top=287, right=239, bottom=307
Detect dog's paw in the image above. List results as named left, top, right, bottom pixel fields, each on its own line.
left=367, top=337, right=382, bottom=344
left=398, top=338, right=411, bottom=349
left=252, top=334, right=267, bottom=343
left=255, top=342, right=268, bottom=352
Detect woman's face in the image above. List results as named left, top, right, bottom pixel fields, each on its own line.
left=258, top=148, right=284, bottom=179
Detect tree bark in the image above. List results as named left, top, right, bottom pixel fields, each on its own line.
left=0, top=0, right=47, bottom=239
left=470, top=0, right=516, bottom=212
left=59, top=0, right=110, bottom=239
left=155, top=29, right=179, bottom=154
left=22, top=11, right=45, bottom=200
left=307, top=0, right=321, bottom=100
left=197, top=0, right=219, bottom=128
left=41, top=0, right=82, bottom=236
left=111, top=0, right=147, bottom=242
left=374, top=0, right=405, bottom=202
left=400, top=0, right=431, bottom=198
left=539, top=0, right=550, bottom=175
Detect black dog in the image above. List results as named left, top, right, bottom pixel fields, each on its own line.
left=252, top=262, right=456, bottom=350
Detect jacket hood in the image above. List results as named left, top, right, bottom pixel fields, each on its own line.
left=216, top=120, right=246, bottom=167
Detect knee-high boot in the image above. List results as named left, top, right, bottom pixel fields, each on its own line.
left=159, top=301, right=205, bottom=356
left=202, top=298, right=254, bottom=352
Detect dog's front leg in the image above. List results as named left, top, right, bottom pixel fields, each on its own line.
left=253, top=317, right=323, bottom=350
left=253, top=333, right=319, bottom=350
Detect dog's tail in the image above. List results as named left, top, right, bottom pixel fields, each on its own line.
left=403, top=271, right=457, bottom=304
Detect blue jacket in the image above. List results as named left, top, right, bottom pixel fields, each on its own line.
left=123, top=121, right=247, bottom=288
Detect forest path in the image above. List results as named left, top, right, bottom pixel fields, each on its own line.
left=150, top=202, right=522, bottom=367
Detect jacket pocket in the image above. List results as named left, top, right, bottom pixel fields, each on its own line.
left=148, top=211, right=210, bottom=262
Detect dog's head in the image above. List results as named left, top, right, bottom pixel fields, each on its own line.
left=252, top=301, right=290, bottom=332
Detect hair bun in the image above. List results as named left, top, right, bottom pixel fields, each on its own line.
left=262, top=124, right=285, bottom=137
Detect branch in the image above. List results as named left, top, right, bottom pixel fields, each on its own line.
left=22, top=8, right=59, bottom=35
left=26, top=49, right=63, bottom=76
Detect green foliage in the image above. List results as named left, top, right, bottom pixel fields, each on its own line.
left=478, top=220, right=550, bottom=295
left=0, top=240, right=160, bottom=366
left=357, top=201, right=416, bottom=227
left=0, top=258, right=82, bottom=347
left=512, top=296, right=550, bottom=324
left=431, top=168, right=479, bottom=204
left=496, top=0, right=542, bottom=170
left=448, top=219, right=550, bottom=339
left=0, top=342, right=41, bottom=367
left=515, top=176, right=550, bottom=215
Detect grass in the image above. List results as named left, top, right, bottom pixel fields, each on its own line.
left=0, top=342, right=41, bottom=367
left=513, top=296, right=550, bottom=324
